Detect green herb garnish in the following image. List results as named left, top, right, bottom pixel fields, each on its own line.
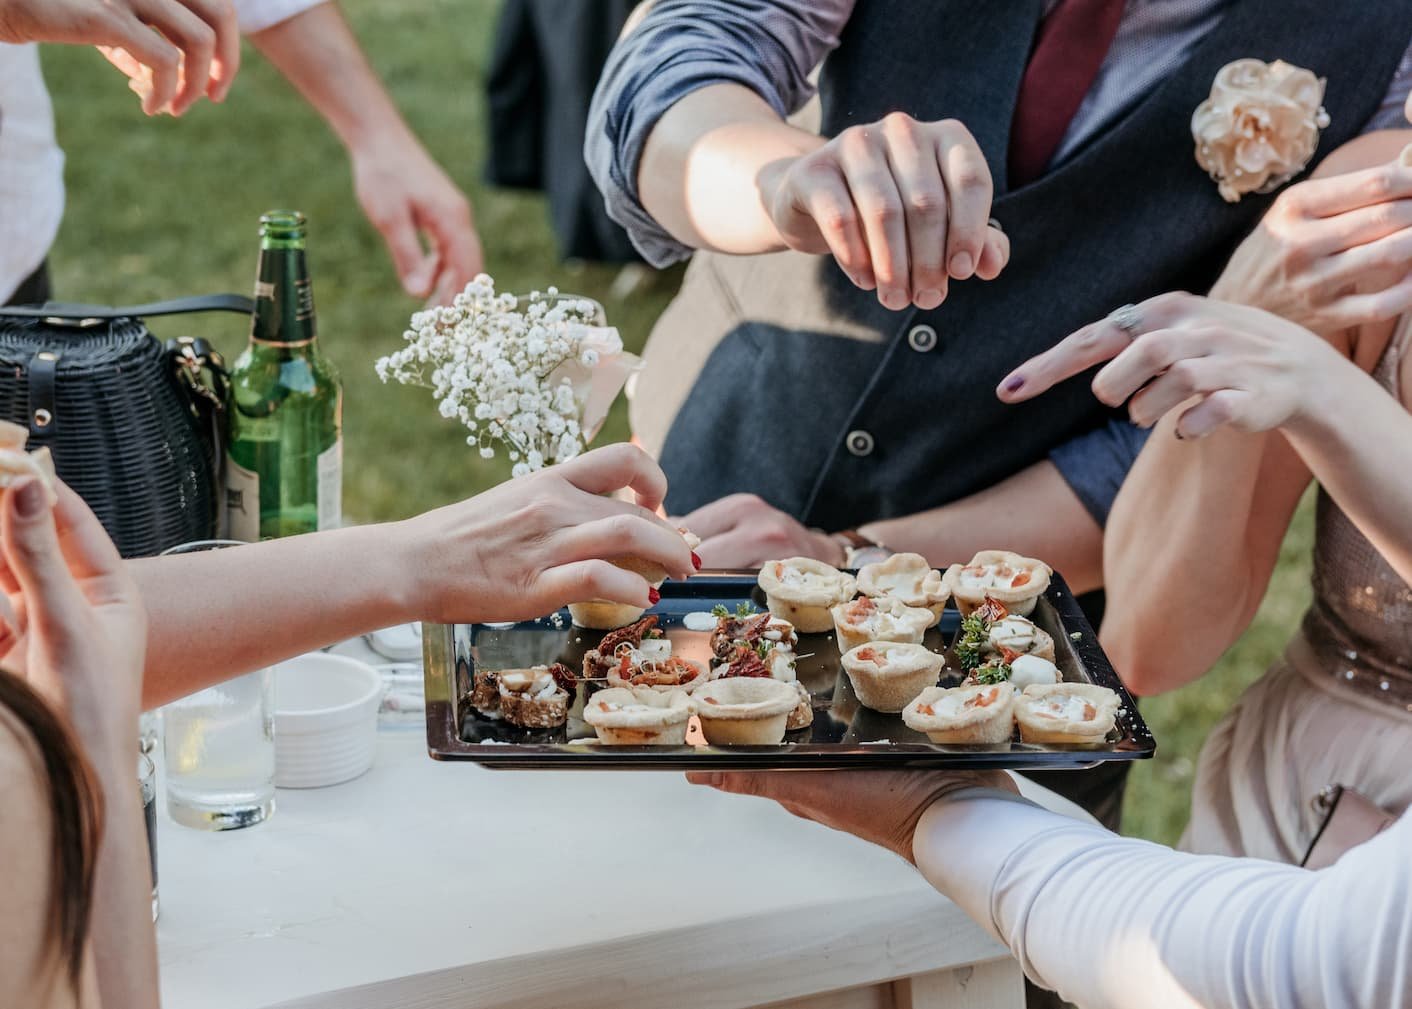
left=973, top=660, right=1012, bottom=685
left=954, top=612, right=990, bottom=671
left=710, top=601, right=759, bottom=619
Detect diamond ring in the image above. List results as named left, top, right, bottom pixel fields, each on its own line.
left=1108, top=303, right=1143, bottom=338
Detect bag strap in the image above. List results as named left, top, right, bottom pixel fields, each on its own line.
left=0, top=293, right=253, bottom=321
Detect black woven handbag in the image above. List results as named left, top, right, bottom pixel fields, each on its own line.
left=0, top=295, right=252, bottom=558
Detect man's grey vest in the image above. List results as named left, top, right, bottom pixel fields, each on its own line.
left=649, top=0, right=1412, bottom=528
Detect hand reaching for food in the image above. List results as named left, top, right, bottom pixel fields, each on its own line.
left=758, top=113, right=1010, bottom=310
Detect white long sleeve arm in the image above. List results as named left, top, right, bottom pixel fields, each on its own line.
left=913, top=789, right=1412, bottom=1009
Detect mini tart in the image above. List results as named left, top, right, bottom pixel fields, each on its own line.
left=690, top=677, right=800, bottom=745
left=985, top=615, right=1056, bottom=662
left=840, top=642, right=944, bottom=713
left=582, top=687, right=691, bottom=745
left=605, top=651, right=708, bottom=693
left=902, top=683, right=1016, bottom=745
left=496, top=667, right=570, bottom=729
left=829, top=595, right=934, bottom=653
left=856, top=553, right=950, bottom=625
left=757, top=557, right=856, bottom=633
left=568, top=529, right=701, bottom=629
left=943, top=550, right=1051, bottom=617
left=1015, top=683, right=1118, bottom=745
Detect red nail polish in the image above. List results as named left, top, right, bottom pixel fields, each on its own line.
left=691, top=551, right=702, bottom=570
left=648, top=587, right=661, bottom=605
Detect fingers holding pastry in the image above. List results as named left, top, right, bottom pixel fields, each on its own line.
left=551, top=514, right=694, bottom=583
left=537, top=559, right=654, bottom=612
left=557, top=443, right=670, bottom=514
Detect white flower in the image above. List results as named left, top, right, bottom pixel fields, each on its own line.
left=1192, top=58, right=1329, bottom=203
left=512, top=462, right=531, bottom=478
left=373, top=274, right=639, bottom=473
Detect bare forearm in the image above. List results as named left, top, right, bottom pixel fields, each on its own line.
left=249, top=2, right=409, bottom=151
left=1285, top=364, right=1412, bottom=586
left=637, top=83, right=820, bottom=254
left=131, top=524, right=416, bottom=708
left=1102, top=420, right=1308, bottom=695
left=858, top=461, right=1104, bottom=593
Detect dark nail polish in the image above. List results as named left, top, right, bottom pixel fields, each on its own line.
left=648, top=587, right=661, bottom=605
left=691, top=551, right=703, bottom=570
left=1174, top=429, right=1185, bottom=441
left=14, top=480, right=43, bottom=518
left=1004, top=375, right=1025, bottom=393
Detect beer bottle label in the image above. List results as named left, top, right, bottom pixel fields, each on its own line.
left=317, top=439, right=343, bottom=532
left=225, top=454, right=261, bottom=543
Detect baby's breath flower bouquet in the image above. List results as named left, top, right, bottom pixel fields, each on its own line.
left=375, top=275, right=639, bottom=476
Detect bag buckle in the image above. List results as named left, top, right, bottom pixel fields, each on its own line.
left=167, top=336, right=228, bottom=412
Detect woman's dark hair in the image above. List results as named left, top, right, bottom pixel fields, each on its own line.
left=0, top=668, right=102, bottom=988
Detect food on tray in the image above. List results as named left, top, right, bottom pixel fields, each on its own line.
left=710, top=606, right=799, bottom=678
left=757, top=557, right=856, bottom=633
left=471, top=668, right=503, bottom=717
left=568, top=528, right=701, bottom=629
left=840, top=641, right=944, bottom=713
left=582, top=687, right=692, bottom=745
left=0, top=418, right=57, bottom=503
left=1008, top=654, right=1062, bottom=689
left=1015, top=683, right=1119, bottom=745
left=856, top=552, right=950, bottom=624
left=902, top=682, right=1016, bottom=744
left=943, top=550, right=1051, bottom=616
left=830, top=595, right=933, bottom=653
left=953, top=596, right=1006, bottom=670
left=690, top=677, right=800, bottom=745
left=582, top=615, right=708, bottom=692
left=494, top=664, right=576, bottom=729
left=986, top=614, right=1055, bottom=661
left=708, top=606, right=812, bottom=729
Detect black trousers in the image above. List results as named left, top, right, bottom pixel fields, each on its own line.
left=6, top=260, right=51, bottom=306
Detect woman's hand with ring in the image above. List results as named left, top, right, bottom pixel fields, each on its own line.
left=997, top=292, right=1343, bottom=439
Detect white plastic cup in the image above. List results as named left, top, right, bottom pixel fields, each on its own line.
left=273, top=653, right=383, bottom=788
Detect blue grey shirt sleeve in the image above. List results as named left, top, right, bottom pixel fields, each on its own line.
left=585, top=0, right=852, bottom=267
left=1047, top=417, right=1154, bottom=527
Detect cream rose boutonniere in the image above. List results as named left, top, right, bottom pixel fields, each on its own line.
left=1192, top=58, right=1330, bottom=203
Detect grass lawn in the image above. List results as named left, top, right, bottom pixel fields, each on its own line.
left=42, top=0, right=1316, bottom=846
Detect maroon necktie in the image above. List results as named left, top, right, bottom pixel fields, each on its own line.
left=1008, top=0, right=1128, bottom=187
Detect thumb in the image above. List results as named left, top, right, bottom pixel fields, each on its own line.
left=1, top=478, right=86, bottom=643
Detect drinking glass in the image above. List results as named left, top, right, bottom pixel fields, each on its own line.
left=138, top=750, right=158, bottom=920
left=160, top=540, right=276, bottom=830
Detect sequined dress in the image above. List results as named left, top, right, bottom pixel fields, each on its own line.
left=1182, top=317, right=1412, bottom=863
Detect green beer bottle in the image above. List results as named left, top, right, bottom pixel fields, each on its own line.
left=225, top=211, right=343, bottom=540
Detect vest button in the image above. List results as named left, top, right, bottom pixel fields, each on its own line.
left=845, top=430, right=875, bottom=457
left=908, top=324, right=937, bottom=353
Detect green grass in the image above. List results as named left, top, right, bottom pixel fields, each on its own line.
left=43, top=0, right=1313, bottom=846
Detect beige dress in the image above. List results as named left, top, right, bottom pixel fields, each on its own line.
left=1183, top=318, right=1412, bottom=863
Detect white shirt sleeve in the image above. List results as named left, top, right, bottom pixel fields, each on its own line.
left=234, top=0, right=327, bottom=34
left=913, top=788, right=1412, bottom=1009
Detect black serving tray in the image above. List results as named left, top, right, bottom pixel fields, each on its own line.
left=422, top=571, right=1155, bottom=770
